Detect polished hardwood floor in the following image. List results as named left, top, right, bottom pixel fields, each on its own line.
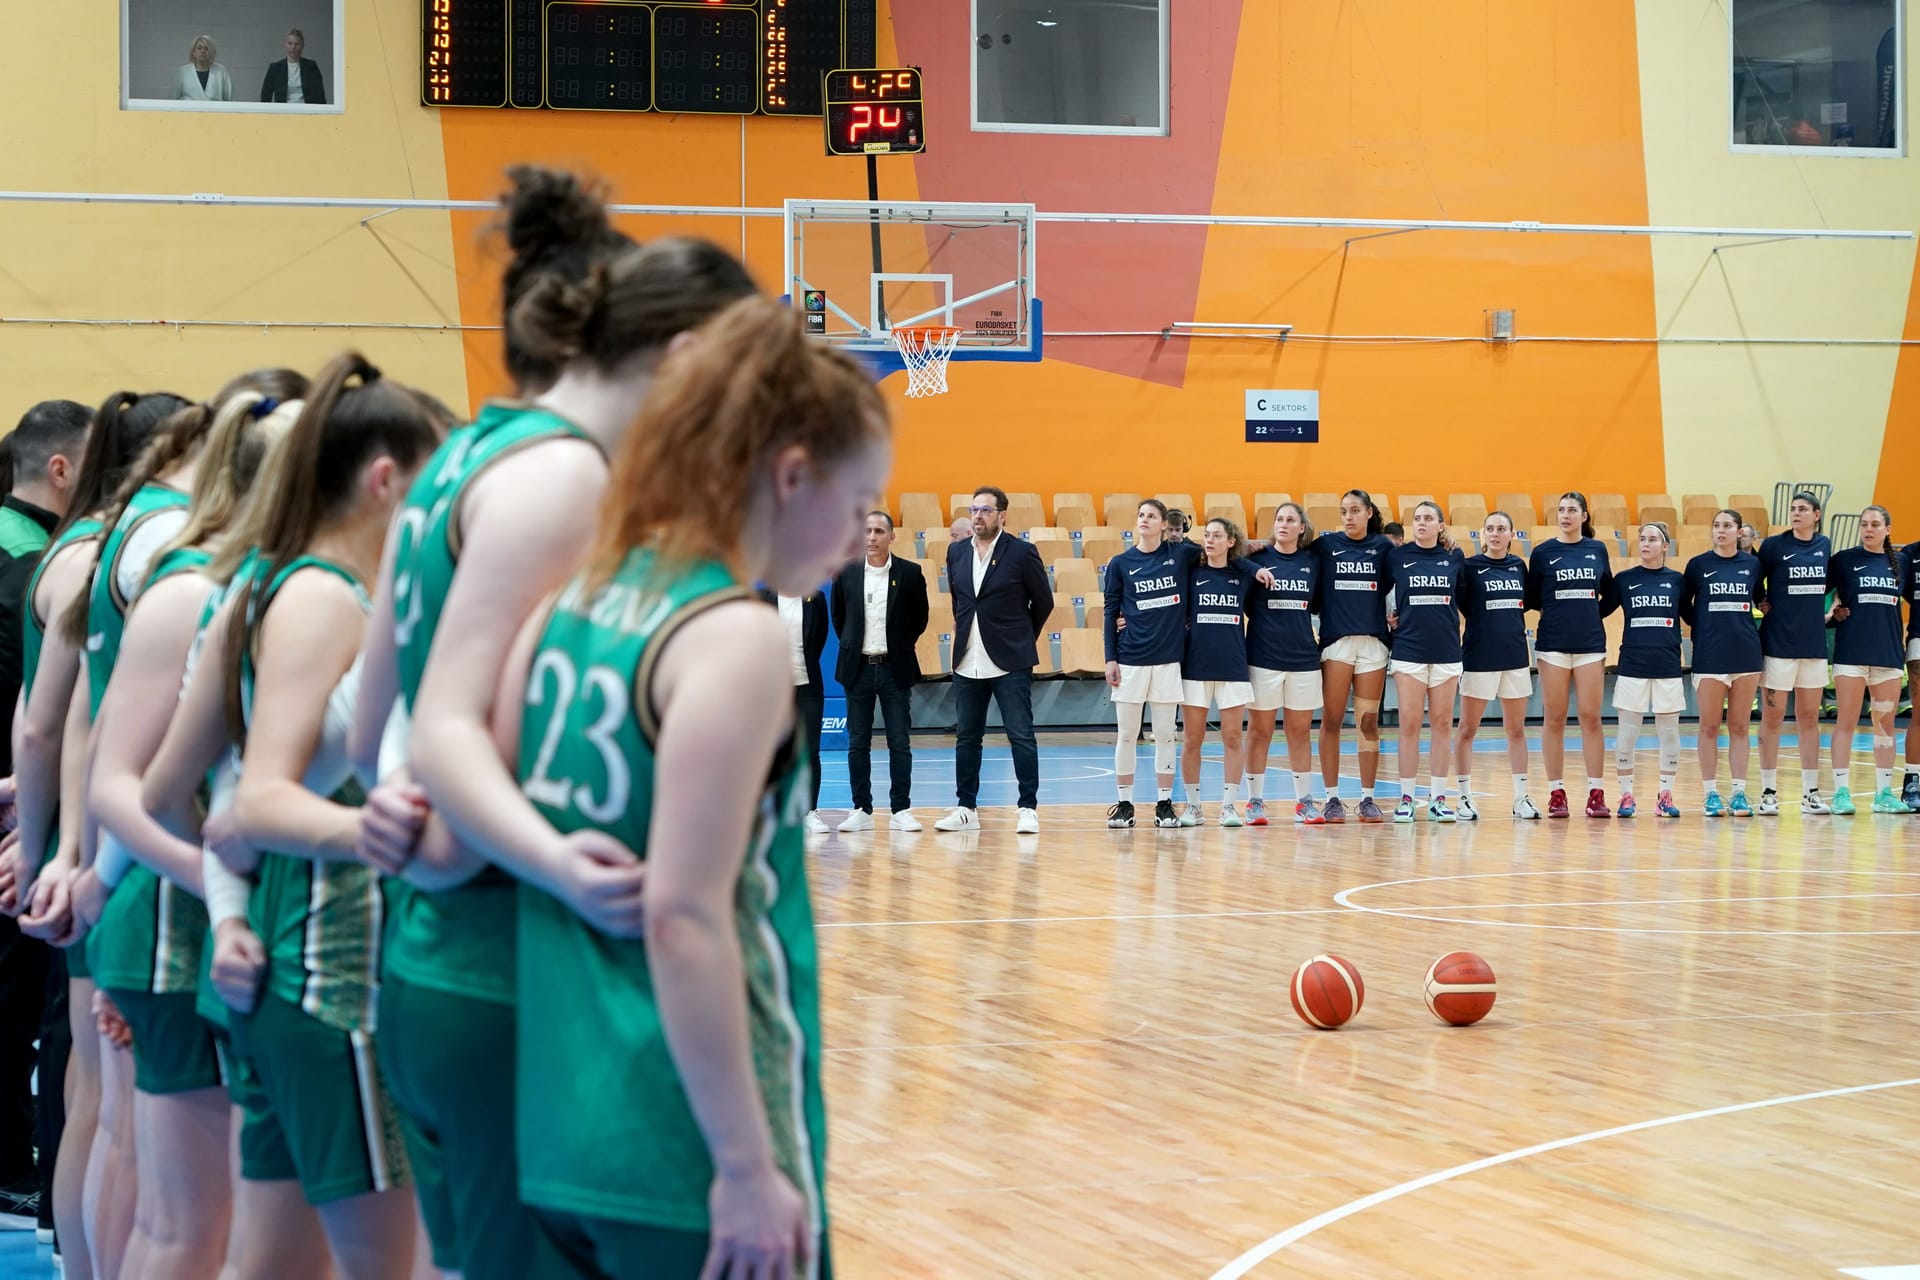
left=814, top=739, right=1920, bottom=1279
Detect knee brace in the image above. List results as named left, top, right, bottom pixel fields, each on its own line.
left=1150, top=703, right=1178, bottom=774
left=1613, top=710, right=1643, bottom=773
left=1656, top=713, right=1682, bottom=770
left=1355, top=697, right=1382, bottom=751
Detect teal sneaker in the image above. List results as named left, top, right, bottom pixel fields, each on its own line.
left=1393, top=794, right=1417, bottom=823
left=1872, top=787, right=1907, bottom=814
left=1831, top=787, right=1856, bottom=815
left=1729, top=790, right=1753, bottom=817
left=1428, top=797, right=1457, bottom=823
left=1703, top=792, right=1725, bottom=818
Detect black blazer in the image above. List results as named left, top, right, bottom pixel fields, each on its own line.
left=945, top=533, right=1053, bottom=673
left=261, top=58, right=328, bottom=104
left=757, top=589, right=828, bottom=687
left=828, top=555, right=929, bottom=688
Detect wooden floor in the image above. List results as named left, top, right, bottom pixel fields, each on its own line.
left=813, top=750, right=1920, bottom=1279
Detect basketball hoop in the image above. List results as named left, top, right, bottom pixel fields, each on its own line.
left=891, top=325, right=963, bottom=397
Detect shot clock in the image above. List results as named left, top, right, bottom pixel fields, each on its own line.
left=823, top=67, right=925, bottom=155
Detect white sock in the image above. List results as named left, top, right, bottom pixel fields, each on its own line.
left=1157, top=785, right=1173, bottom=801
left=1457, top=775, right=1472, bottom=798
left=1704, top=780, right=1720, bottom=798
left=1659, top=771, right=1675, bottom=790
left=1732, top=777, right=1747, bottom=794
left=1760, top=768, right=1778, bottom=792
left=1838, top=767, right=1854, bottom=793
left=1586, top=777, right=1604, bottom=794
left=1513, top=774, right=1528, bottom=799
left=1118, top=781, right=1132, bottom=802
left=1878, top=768, right=1894, bottom=791
left=1289, top=771, right=1309, bottom=799
left=1360, top=786, right=1374, bottom=799
left=1548, top=778, right=1565, bottom=793
left=1245, top=773, right=1266, bottom=799
left=1223, top=782, right=1240, bottom=804
left=1427, top=775, right=1447, bottom=800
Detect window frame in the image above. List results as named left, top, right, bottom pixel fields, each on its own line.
left=120, top=0, right=347, bottom=115
left=969, top=0, right=1171, bottom=137
left=1728, top=0, right=1903, bottom=157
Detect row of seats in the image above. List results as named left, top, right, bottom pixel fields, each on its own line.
left=902, top=491, right=1773, bottom=539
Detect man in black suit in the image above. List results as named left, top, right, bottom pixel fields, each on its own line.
left=937, top=486, right=1053, bottom=834
left=829, top=512, right=930, bottom=833
left=260, top=29, right=328, bottom=104
left=760, top=588, right=830, bottom=833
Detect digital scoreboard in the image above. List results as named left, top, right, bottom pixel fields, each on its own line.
left=424, top=0, right=878, bottom=114
left=823, top=67, right=923, bottom=154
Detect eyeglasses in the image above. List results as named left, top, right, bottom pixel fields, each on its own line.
left=968, top=505, right=998, bottom=515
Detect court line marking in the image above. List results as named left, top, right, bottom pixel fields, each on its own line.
left=1368, top=889, right=1920, bottom=912
left=1207, top=1075, right=1920, bottom=1280
left=819, top=905, right=1352, bottom=930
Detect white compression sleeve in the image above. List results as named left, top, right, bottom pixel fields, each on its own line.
left=1115, top=701, right=1145, bottom=778
left=1151, top=702, right=1178, bottom=775
left=1656, top=713, right=1682, bottom=775
left=1613, top=708, right=1643, bottom=779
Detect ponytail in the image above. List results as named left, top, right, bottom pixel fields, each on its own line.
left=587, top=296, right=888, bottom=588
left=1342, top=489, right=1384, bottom=538
left=157, top=393, right=304, bottom=565
left=221, top=352, right=449, bottom=739
left=58, top=391, right=190, bottom=539
left=1560, top=490, right=1595, bottom=539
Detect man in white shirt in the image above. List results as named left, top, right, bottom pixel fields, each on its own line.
left=768, top=590, right=829, bottom=832
left=261, top=29, right=328, bottom=105
left=829, top=512, right=930, bottom=832
left=937, top=487, right=1053, bottom=833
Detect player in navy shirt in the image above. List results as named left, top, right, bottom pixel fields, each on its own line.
left=1242, top=503, right=1324, bottom=824
left=1755, top=490, right=1834, bottom=815
left=1680, top=511, right=1764, bottom=816
left=1525, top=491, right=1618, bottom=818
left=1104, top=500, right=1202, bottom=827
left=1386, top=502, right=1465, bottom=822
left=1178, top=518, right=1254, bottom=827
left=1451, top=512, right=1539, bottom=820
left=1827, top=506, right=1909, bottom=814
left=1902, top=533, right=1920, bottom=810
left=1313, top=490, right=1394, bottom=822
left=1612, top=523, right=1686, bottom=818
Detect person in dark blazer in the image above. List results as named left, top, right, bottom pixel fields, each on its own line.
left=760, top=587, right=830, bottom=832
left=937, top=485, right=1053, bottom=833
left=260, top=29, right=328, bottom=104
left=829, top=512, right=930, bottom=833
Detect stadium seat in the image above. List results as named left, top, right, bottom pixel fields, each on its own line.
left=1254, top=491, right=1292, bottom=512
left=1603, top=611, right=1625, bottom=668
left=1305, top=505, right=1340, bottom=534
left=1065, top=590, right=1105, bottom=627
left=1102, top=493, right=1143, bottom=528
left=1591, top=502, right=1630, bottom=529
left=1304, top=491, right=1340, bottom=512
left=1156, top=492, right=1196, bottom=519
left=948, top=493, right=973, bottom=521
left=1008, top=490, right=1044, bottom=515
left=1034, top=631, right=1061, bottom=675
left=1054, top=504, right=1097, bottom=532
left=1641, top=504, right=1678, bottom=532
left=1681, top=499, right=1719, bottom=526
left=915, top=629, right=950, bottom=678
left=1079, top=536, right=1126, bottom=567
left=1497, top=494, right=1538, bottom=527
left=1032, top=538, right=1075, bottom=567
left=900, top=492, right=942, bottom=531
left=1637, top=494, right=1676, bottom=523
left=1449, top=493, right=1488, bottom=526
left=1398, top=493, right=1439, bottom=523
left=1060, top=628, right=1108, bottom=676
left=1529, top=525, right=1557, bottom=548
left=1054, top=559, right=1098, bottom=594
left=1730, top=494, right=1768, bottom=530
left=1253, top=506, right=1278, bottom=534
left=1053, top=492, right=1094, bottom=519
left=917, top=558, right=948, bottom=595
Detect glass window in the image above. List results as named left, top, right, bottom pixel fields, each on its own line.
left=1732, top=0, right=1899, bottom=151
left=973, top=0, right=1168, bottom=135
left=123, top=0, right=345, bottom=113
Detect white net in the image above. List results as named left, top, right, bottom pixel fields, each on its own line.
left=892, top=326, right=963, bottom=397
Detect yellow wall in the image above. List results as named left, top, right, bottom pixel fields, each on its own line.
left=0, top=0, right=469, bottom=423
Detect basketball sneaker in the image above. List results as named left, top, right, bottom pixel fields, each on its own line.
left=1106, top=801, right=1135, bottom=829
left=1872, top=787, right=1907, bottom=814
left=1903, top=773, right=1920, bottom=812
left=1656, top=789, right=1681, bottom=817
left=1729, top=790, right=1753, bottom=817
left=1427, top=797, right=1457, bottom=823
left=1547, top=788, right=1569, bottom=819
left=837, top=809, right=873, bottom=833
left=1584, top=788, right=1610, bottom=819
left=1178, top=803, right=1203, bottom=827
left=1295, top=798, right=1325, bottom=824
left=1016, top=808, right=1040, bottom=834
left=1244, top=798, right=1269, bottom=826
left=1802, top=790, right=1832, bottom=815
left=1220, top=802, right=1244, bottom=828
left=1755, top=789, right=1780, bottom=816
left=1616, top=792, right=1636, bottom=818
left=891, top=810, right=923, bottom=831
left=1154, top=799, right=1179, bottom=828
left=1703, top=792, right=1725, bottom=817
left=934, top=807, right=979, bottom=832
left=1830, top=787, right=1856, bottom=815
left=1456, top=795, right=1480, bottom=821
left=1356, top=797, right=1386, bottom=823
left=1393, top=795, right=1416, bottom=823
left=804, top=810, right=830, bottom=835
left=1512, top=796, right=1541, bottom=820
left=1319, top=796, right=1347, bottom=824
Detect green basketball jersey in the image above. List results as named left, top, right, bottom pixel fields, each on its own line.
left=242, top=556, right=382, bottom=1034
left=86, top=484, right=189, bottom=717
left=0, top=507, right=51, bottom=559
left=385, top=403, right=595, bottom=1006
left=21, top=516, right=103, bottom=710
left=515, top=552, right=827, bottom=1235
left=89, top=548, right=216, bottom=996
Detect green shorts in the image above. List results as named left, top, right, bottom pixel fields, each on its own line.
left=228, top=990, right=411, bottom=1205
left=534, top=1210, right=834, bottom=1280
left=104, top=989, right=221, bottom=1095
left=377, top=975, right=553, bottom=1279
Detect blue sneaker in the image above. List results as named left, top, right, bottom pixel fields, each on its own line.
left=1729, top=790, right=1753, bottom=817
left=1703, top=792, right=1726, bottom=818
left=1616, top=792, right=1636, bottom=818
left=1655, top=789, right=1681, bottom=818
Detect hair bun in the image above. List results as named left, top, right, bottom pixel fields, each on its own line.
left=502, top=166, right=612, bottom=267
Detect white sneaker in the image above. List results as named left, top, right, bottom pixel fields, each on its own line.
left=1512, top=796, right=1541, bottom=820
left=935, top=807, right=980, bottom=832
left=1456, top=795, right=1480, bottom=821
left=804, top=810, right=830, bottom=835
left=889, top=809, right=923, bottom=831
left=1016, top=807, right=1040, bottom=834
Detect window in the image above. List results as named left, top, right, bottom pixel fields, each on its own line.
left=1732, top=0, right=1899, bottom=152
left=123, top=0, right=344, bottom=113
left=973, top=0, right=1168, bottom=135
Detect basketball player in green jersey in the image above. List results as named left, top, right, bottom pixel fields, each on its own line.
left=493, top=297, right=889, bottom=1279
left=10, top=390, right=187, bottom=1280
left=81, top=392, right=307, bottom=1280
left=344, top=168, right=755, bottom=1280
left=214, top=354, right=445, bottom=1280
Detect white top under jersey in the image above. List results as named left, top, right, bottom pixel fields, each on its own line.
left=863, top=560, right=889, bottom=656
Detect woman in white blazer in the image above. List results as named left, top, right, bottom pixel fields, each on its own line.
left=174, top=36, right=233, bottom=101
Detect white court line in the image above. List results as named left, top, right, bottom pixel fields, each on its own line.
left=819, top=905, right=1351, bottom=930
left=1368, top=889, right=1920, bottom=912
left=1207, top=1075, right=1920, bottom=1280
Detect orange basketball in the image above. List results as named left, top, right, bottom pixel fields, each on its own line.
left=1290, top=954, right=1364, bottom=1029
left=1425, top=951, right=1497, bottom=1026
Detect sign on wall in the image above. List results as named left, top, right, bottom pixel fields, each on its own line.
left=1245, top=390, right=1319, bottom=443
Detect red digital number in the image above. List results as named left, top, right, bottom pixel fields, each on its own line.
left=878, top=106, right=900, bottom=131
left=848, top=103, right=872, bottom=141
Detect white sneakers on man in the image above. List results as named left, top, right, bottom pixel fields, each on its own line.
left=934, top=807, right=980, bottom=831
left=804, top=811, right=830, bottom=835
left=889, top=810, right=923, bottom=831
left=1016, top=807, right=1040, bottom=834
left=837, top=810, right=873, bottom=833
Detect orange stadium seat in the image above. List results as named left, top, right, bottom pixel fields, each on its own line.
left=1102, top=493, right=1143, bottom=528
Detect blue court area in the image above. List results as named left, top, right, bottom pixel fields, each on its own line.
left=816, top=728, right=1905, bottom=810
left=0, top=1233, right=49, bottom=1278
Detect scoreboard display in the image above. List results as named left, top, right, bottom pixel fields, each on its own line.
left=424, top=0, right=878, bottom=114
left=823, top=68, right=923, bottom=154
